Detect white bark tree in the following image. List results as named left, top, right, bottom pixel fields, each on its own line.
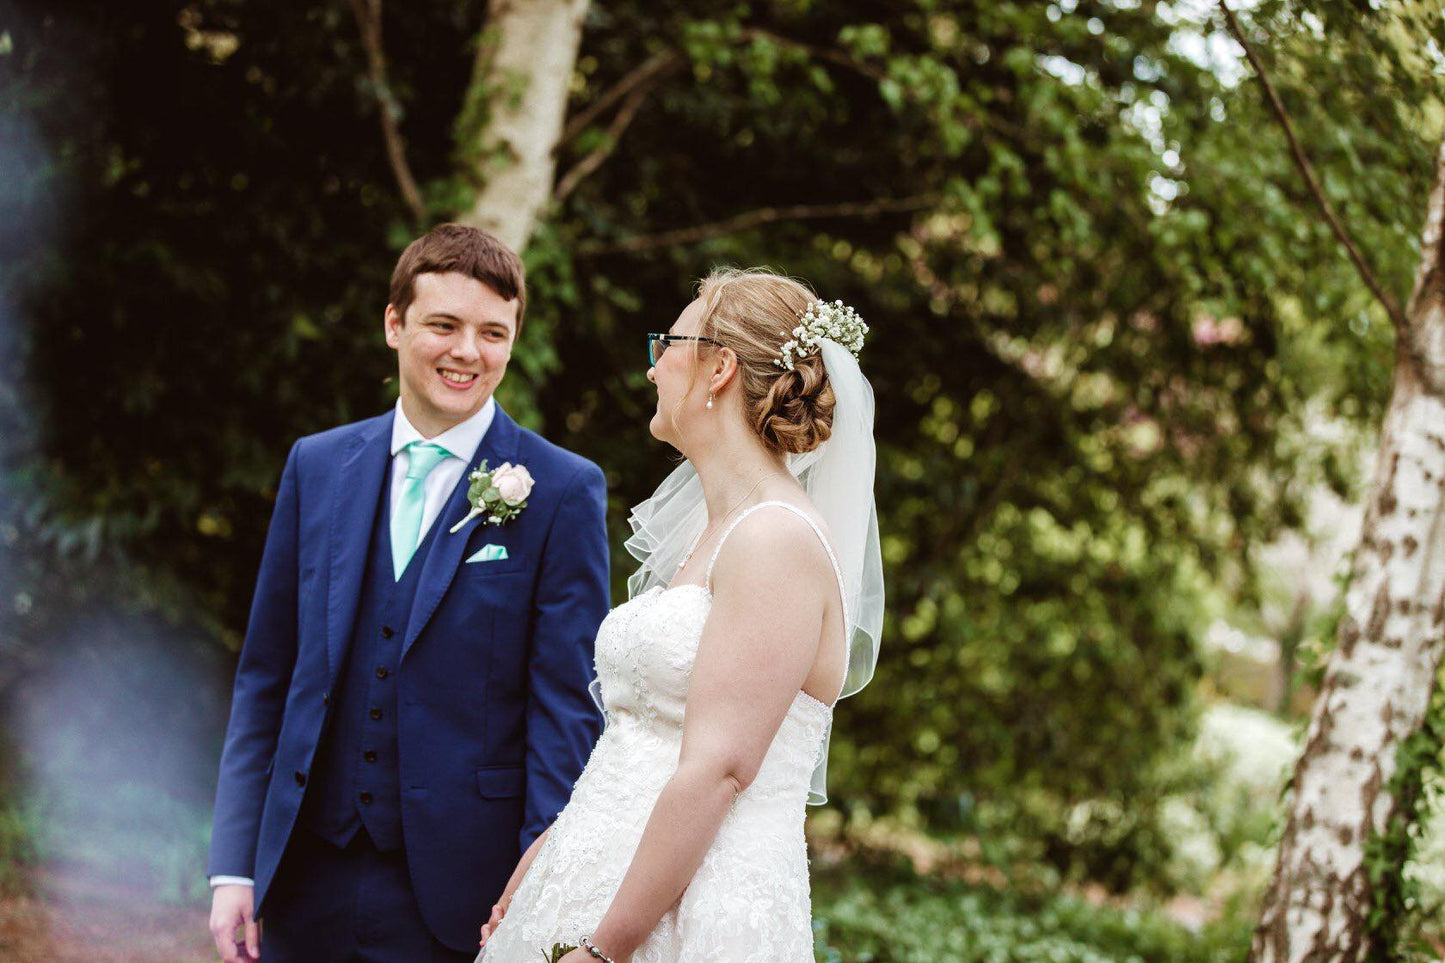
left=457, top=0, right=591, bottom=252
left=1251, top=138, right=1445, bottom=962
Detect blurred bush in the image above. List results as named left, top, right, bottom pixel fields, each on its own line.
left=0, top=800, right=44, bottom=895
left=811, top=853, right=1253, bottom=963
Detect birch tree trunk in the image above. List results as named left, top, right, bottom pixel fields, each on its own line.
left=458, top=0, right=590, bottom=252
left=1251, top=139, right=1445, bottom=962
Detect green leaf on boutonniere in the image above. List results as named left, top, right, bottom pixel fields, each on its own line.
left=544, top=943, right=577, bottom=962
left=451, top=458, right=531, bottom=532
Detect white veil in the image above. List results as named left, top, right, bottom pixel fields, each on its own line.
left=622, top=339, right=883, bottom=805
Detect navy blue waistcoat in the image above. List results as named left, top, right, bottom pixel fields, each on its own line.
left=302, top=476, right=441, bottom=851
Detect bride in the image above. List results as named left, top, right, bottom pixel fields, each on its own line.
left=475, top=267, right=883, bottom=963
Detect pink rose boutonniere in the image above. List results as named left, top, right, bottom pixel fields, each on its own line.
left=449, top=460, right=535, bottom=533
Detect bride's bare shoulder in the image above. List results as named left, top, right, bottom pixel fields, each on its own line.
left=710, top=503, right=835, bottom=593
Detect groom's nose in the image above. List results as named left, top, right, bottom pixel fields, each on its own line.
left=450, top=330, right=482, bottom=362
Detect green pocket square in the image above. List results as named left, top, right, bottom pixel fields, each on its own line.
left=466, top=544, right=509, bottom=563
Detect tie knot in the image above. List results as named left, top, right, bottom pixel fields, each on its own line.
left=404, top=441, right=451, bottom=480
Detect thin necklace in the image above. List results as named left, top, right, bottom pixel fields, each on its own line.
left=676, top=471, right=777, bottom=573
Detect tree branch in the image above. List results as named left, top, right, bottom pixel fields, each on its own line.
left=1219, top=0, right=1408, bottom=334
left=348, top=0, right=426, bottom=224
left=738, top=27, right=887, bottom=83
left=559, top=48, right=684, bottom=149
left=577, top=193, right=941, bottom=255
left=557, top=25, right=886, bottom=155
left=553, top=30, right=891, bottom=198
left=554, top=79, right=651, bottom=203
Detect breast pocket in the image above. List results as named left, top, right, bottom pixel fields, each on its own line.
left=460, top=553, right=529, bottom=579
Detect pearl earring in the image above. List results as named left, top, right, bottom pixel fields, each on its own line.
left=706, top=392, right=715, bottom=410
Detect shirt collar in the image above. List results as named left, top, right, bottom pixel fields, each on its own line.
left=390, top=396, right=496, bottom=463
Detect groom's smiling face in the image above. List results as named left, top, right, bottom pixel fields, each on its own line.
left=385, top=271, right=518, bottom=436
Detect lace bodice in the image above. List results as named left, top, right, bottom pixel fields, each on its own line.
left=477, top=502, right=844, bottom=963
left=593, top=580, right=834, bottom=795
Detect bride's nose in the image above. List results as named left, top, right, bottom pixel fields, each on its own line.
left=646, top=366, right=657, bottom=383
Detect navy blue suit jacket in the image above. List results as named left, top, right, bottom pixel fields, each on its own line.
left=207, top=405, right=609, bottom=949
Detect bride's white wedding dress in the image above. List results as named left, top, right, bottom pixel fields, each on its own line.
left=476, top=501, right=846, bottom=963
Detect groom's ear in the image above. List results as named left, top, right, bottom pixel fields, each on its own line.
left=384, top=304, right=403, bottom=348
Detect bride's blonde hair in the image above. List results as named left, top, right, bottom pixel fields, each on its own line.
left=691, top=267, right=836, bottom=455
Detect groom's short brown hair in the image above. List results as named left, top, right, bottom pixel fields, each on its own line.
left=389, top=223, right=527, bottom=329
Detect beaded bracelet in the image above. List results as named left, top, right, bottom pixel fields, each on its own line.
left=580, top=935, right=617, bottom=963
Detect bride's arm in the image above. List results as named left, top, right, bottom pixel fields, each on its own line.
left=584, top=514, right=832, bottom=961
left=505, top=824, right=550, bottom=898
left=479, top=825, right=552, bottom=946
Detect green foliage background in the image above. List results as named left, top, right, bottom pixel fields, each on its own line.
left=1, top=0, right=1441, bottom=919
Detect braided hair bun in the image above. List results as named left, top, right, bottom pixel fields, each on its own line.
left=752, top=353, right=836, bottom=454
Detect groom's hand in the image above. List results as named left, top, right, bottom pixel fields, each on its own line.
left=209, top=884, right=260, bottom=962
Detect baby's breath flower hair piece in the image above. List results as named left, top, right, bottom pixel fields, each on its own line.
left=774, top=299, right=868, bottom=371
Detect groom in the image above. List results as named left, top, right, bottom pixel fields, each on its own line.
left=207, top=224, right=610, bottom=962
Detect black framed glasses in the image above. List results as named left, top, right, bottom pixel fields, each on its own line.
left=647, top=333, right=722, bottom=366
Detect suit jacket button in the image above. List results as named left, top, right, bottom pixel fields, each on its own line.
left=375, top=666, right=389, bottom=680
left=369, top=708, right=383, bottom=721
left=380, top=625, right=395, bottom=639
left=359, top=791, right=373, bottom=805
left=294, top=771, right=307, bottom=787
left=322, top=691, right=331, bottom=705
left=364, top=750, right=377, bottom=763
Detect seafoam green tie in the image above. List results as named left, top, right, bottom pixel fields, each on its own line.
left=391, top=441, right=453, bottom=580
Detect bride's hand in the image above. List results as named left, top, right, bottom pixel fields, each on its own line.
left=479, top=826, right=551, bottom=948
left=477, top=898, right=507, bottom=947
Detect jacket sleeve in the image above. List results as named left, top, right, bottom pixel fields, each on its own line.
left=207, top=440, right=303, bottom=878
left=519, top=460, right=609, bottom=851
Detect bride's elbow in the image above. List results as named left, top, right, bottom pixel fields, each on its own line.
left=722, top=769, right=752, bottom=796
left=678, top=755, right=759, bottom=796
left=718, top=753, right=762, bottom=794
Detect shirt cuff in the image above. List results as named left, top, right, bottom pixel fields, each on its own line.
left=209, top=876, right=255, bottom=888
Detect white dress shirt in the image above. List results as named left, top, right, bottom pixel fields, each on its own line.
left=210, top=397, right=496, bottom=890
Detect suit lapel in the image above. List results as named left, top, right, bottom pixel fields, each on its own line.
left=325, top=413, right=393, bottom=684
left=402, top=405, right=521, bottom=661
